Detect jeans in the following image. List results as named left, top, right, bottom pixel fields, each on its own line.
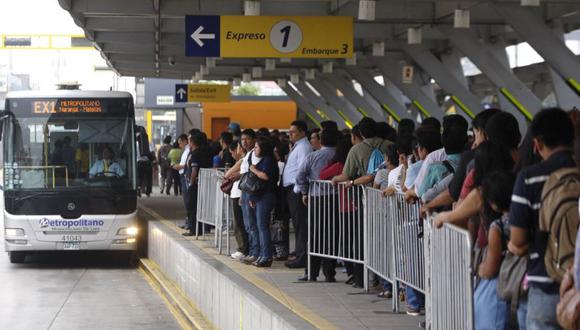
left=254, top=193, right=274, bottom=260
left=406, top=287, right=424, bottom=310
left=241, top=193, right=259, bottom=257
left=518, top=299, right=528, bottom=330
left=526, top=286, right=562, bottom=330
left=232, top=197, right=248, bottom=255
left=180, top=175, right=190, bottom=225
left=474, top=278, right=507, bottom=330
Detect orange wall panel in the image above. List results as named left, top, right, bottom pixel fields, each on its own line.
left=202, top=101, right=297, bottom=139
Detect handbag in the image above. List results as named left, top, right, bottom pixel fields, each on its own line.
left=557, top=270, right=580, bottom=330
left=238, top=152, right=267, bottom=195
left=220, top=178, right=234, bottom=195
left=496, top=220, right=528, bottom=322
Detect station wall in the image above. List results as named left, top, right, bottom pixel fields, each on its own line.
left=202, top=101, right=297, bottom=139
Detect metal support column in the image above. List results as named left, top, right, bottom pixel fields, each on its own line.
left=372, top=56, right=444, bottom=120
left=325, top=73, right=386, bottom=121
left=280, top=85, right=323, bottom=127
left=491, top=3, right=580, bottom=96
left=295, top=81, right=348, bottom=129
left=548, top=21, right=580, bottom=109
left=309, top=78, right=362, bottom=125
left=344, top=66, right=411, bottom=121
left=403, top=43, right=482, bottom=119
left=439, top=26, right=543, bottom=125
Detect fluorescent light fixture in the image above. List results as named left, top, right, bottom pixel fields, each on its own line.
left=372, top=41, right=385, bottom=57
left=205, top=57, right=216, bottom=68
left=454, top=9, right=470, bottom=28
left=346, top=53, right=357, bottom=66
left=265, top=59, right=276, bottom=71
left=233, top=77, right=241, bottom=86
left=243, top=73, right=251, bottom=83
left=244, top=1, right=260, bottom=16
left=358, top=0, right=376, bottom=21
left=521, top=0, right=540, bottom=6
left=322, top=62, right=333, bottom=74
left=290, top=73, right=300, bottom=84
left=252, top=66, right=262, bottom=78
left=408, top=28, right=422, bottom=45
left=305, top=69, right=316, bottom=80
left=277, top=78, right=287, bottom=88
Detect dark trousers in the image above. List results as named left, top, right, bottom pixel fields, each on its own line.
left=307, top=195, right=337, bottom=279
left=286, top=186, right=308, bottom=266
left=180, top=175, right=191, bottom=227
left=186, top=184, right=198, bottom=230
left=232, top=197, right=249, bottom=255
left=137, top=161, right=153, bottom=195
left=166, top=168, right=181, bottom=195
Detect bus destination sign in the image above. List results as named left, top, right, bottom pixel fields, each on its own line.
left=33, top=100, right=103, bottom=114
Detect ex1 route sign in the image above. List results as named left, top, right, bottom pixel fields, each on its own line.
left=185, top=15, right=353, bottom=58
left=175, top=84, right=231, bottom=103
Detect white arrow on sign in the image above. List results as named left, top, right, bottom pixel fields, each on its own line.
left=176, top=88, right=186, bottom=99
left=191, top=26, right=216, bottom=47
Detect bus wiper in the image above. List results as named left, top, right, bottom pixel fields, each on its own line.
left=14, top=191, right=57, bottom=202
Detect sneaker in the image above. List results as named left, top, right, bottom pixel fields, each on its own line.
left=406, top=305, right=422, bottom=316
left=231, top=251, right=245, bottom=261
left=241, top=256, right=258, bottom=265
left=377, top=291, right=392, bottom=299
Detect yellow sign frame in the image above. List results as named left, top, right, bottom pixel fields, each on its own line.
left=220, top=16, right=353, bottom=58
left=187, top=84, right=231, bottom=102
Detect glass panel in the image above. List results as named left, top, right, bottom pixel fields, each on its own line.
left=4, top=115, right=134, bottom=190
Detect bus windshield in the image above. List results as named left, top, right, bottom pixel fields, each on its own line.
left=4, top=103, right=135, bottom=191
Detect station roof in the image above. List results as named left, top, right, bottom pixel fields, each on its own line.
left=58, top=0, right=580, bottom=80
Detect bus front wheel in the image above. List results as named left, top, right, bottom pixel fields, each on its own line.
left=9, top=252, right=26, bottom=264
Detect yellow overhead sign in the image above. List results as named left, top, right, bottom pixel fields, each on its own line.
left=185, top=15, right=353, bottom=59
left=177, top=84, right=231, bottom=103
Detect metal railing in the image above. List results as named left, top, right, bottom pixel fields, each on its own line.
left=308, top=180, right=367, bottom=285
left=307, top=183, right=474, bottom=328
left=390, top=193, right=425, bottom=296
left=424, top=214, right=474, bottom=330
left=196, top=168, right=231, bottom=255
left=364, top=188, right=396, bottom=311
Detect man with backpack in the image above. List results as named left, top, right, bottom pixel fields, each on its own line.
left=331, top=117, right=393, bottom=288
left=509, top=108, right=577, bottom=330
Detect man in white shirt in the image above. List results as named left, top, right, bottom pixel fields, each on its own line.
left=89, top=146, right=124, bottom=177
left=173, top=134, right=191, bottom=230
left=282, top=120, right=312, bottom=268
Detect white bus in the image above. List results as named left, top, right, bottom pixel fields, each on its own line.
left=1, top=91, right=142, bottom=263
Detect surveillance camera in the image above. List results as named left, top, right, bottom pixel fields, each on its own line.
left=168, top=56, right=175, bottom=66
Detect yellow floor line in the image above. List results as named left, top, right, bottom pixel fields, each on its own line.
left=139, top=264, right=197, bottom=330
left=140, top=258, right=215, bottom=330
left=139, top=204, right=338, bottom=330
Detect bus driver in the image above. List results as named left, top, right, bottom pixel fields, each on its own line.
left=89, top=146, right=125, bottom=177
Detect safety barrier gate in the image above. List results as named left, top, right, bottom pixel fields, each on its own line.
left=196, top=168, right=232, bottom=255
left=308, top=180, right=367, bottom=286
left=363, top=188, right=396, bottom=311
left=424, top=215, right=474, bottom=330
left=308, top=183, right=473, bottom=329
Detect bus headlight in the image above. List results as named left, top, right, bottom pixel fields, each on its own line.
left=5, top=228, right=25, bottom=237
left=117, top=227, right=138, bottom=236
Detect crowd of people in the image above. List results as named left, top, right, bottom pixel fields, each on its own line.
left=156, top=107, right=579, bottom=330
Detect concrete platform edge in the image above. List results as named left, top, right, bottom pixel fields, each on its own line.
left=147, top=220, right=316, bottom=330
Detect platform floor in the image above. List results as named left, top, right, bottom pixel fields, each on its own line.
left=139, top=192, right=425, bottom=330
